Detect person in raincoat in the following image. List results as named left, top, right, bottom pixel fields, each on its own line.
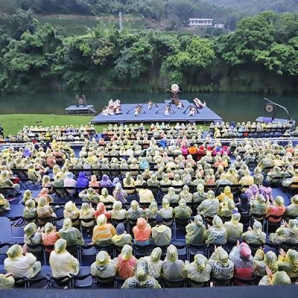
left=277, top=248, right=298, bottom=280
left=91, top=251, right=117, bottom=279
left=122, top=259, right=161, bottom=289
left=112, top=223, right=132, bottom=247
left=223, top=212, right=243, bottom=243
left=254, top=250, right=278, bottom=277
left=242, top=220, right=266, bottom=248
left=284, top=195, right=298, bottom=220
left=151, top=214, right=172, bottom=247
left=58, top=218, right=84, bottom=247
left=186, top=254, right=211, bottom=285
left=158, top=198, right=174, bottom=221
left=229, top=241, right=254, bottom=285
left=79, top=187, right=100, bottom=204
left=63, top=200, right=80, bottom=227
left=208, top=246, right=234, bottom=282
left=185, top=214, right=206, bottom=245
left=0, top=193, right=10, bottom=213
left=4, top=244, right=41, bottom=278
left=173, top=199, right=192, bottom=219
left=163, top=187, right=179, bottom=204
left=127, top=200, right=144, bottom=220
left=23, top=222, right=42, bottom=254
left=205, top=215, right=227, bottom=246
left=110, top=201, right=127, bottom=221
left=143, top=247, right=164, bottom=280
left=99, top=188, right=115, bottom=204
left=116, top=244, right=137, bottom=279
left=79, top=202, right=95, bottom=231
left=198, top=190, right=219, bottom=220
left=132, top=217, right=152, bottom=246
left=161, top=245, right=186, bottom=281
left=49, top=238, right=80, bottom=279
left=41, top=222, right=60, bottom=253
left=0, top=272, right=15, bottom=289
left=92, top=214, right=116, bottom=246
left=259, top=269, right=291, bottom=286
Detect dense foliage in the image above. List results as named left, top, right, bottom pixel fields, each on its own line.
left=1, top=10, right=298, bottom=94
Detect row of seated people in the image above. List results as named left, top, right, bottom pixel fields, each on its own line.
left=1, top=224, right=298, bottom=289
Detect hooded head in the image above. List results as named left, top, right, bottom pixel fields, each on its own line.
left=6, top=244, right=23, bottom=259
left=165, top=245, right=178, bottom=263
left=150, top=247, right=162, bottom=262
left=179, top=199, right=187, bottom=208
left=96, top=202, right=106, bottom=213
left=97, top=214, right=107, bottom=226
left=239, top=242, right=251, bottom=259
left=95, top=251, right=110, bottom=266
left=224, top=186, right=231, bottom=195
left=135, top=259, right=149, bottom=282
left=65, top=200, right=77, bottom=212
left=121, top=244, right=133, bottom=261
left=116, top=223, right=125, bottom=235
left=101, top=188, right=109, bottom=197
left=44, top=222, right=55, bottom=233
left=54, top=238, right=67, bottom=253
left=63, top=218, right=73, bottom=230
left=149, top=201, right=158, bottom=213
left=207, top=190, right=215, bottom=200
left=113, top=201, right=123, bottom=211
left=274, top=196, right=284, bottom=206
left=131, top=200, right=139, bottom=210
left=136, top=217, right=148, bottom=230
left=264, top=251, right=277, bottom=268
left=24, top=222, right=37, bottom=238
left=216, top=247, right=229, bottom=266
left=162, top=198, right=170, bottom=208
left=193, top=214, right=203, bottom=226
left=271, top=271, right=291, bottom=285
left=212, top=215, right=223, bottom=228
left=291, top=195, right=298, bottom=205
left=194, top=254, right=208, bottom=271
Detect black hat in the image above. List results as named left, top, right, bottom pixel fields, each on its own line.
left=156, top=214, right=163, bottom=224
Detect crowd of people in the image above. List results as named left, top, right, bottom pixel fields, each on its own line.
left=0, top=122, right=298, bottom=289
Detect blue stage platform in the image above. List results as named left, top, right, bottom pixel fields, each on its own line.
left=91, top=99, right=222, bottom=124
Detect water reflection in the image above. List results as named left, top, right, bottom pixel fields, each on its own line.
left=0, top=91, right=296, bottom=123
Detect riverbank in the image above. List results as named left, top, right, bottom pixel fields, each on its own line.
left=0, top=114, right=96, bottom=136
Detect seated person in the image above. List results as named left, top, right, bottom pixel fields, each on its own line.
left=99, top=187, right=116, bottom=204
left=173, top=199, right=192, bottom=219
left=91, top=250, right=117, bottom=279
left=116, top=244, right=137, bottom=280
left=161, top=245, right=186, bottom=281
left=41, top=222, right=60, bottom=253
left=112, top=223, right=132, bottom=247
left=185, top=214, right=206, bottom=245
left=224, top=212, right=243, bottom=243
left=205, top=215, right=227, bottom=246
left=79, top=202, right=96, bottom=232
left=229, top=241, right=254, bottom=285
left=58, top=218, right=85, bottom=247
left=0, top=193, right=10, bottom=213
left=92, top=214, right=116, bottom=246
left=186, top=254, right=211, bottom=285
left=23, top=222, right=42, bottom=254
left=110, top=201, right=127, bottom=221
left=132, top=217, right=152, bottom=246
left=208, top=246, right=234, bottom=283
left=63, top=200, right=80, bottom=227
left=4, top=244, right=41, bottom=279
left=138, top=182, right=155, bottom=204
left=151, top=214, right=172, bottom=247
left=242, top=220, right=266, bottom=248
left=158, top=198, right=174, bottom=221
left=49, top=239, right=80, bottom=279
left=0, top=272, right=15, bottom=289
left=79, top=187, right=100, bottom=204
left=127, top=200, right=144, bottom=221
left=284, top=195, right=298, bottom=220
left=144, top=247, right=164, bottom=280
left=122, top=259, right=161, bottom=289
left=163, top=187, right=179, bottom=204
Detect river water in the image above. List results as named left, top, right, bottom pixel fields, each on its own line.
left=0, top=91, right=297, bottom=123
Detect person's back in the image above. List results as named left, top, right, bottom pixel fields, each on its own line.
left=162, top=245, right=186, bottom=281
left=151, top=215, right=172, bottom=246
left=185, top=215, right=206, bottom=245
left=49, top=239, right=79, bottom=278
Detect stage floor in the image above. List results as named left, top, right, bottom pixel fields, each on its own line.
left=65, top=105, right=96, bottom=114
left=91, top=99, right=222, bottom=124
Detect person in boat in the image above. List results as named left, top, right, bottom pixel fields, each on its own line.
left=148, top=100, right=153, bottom=109
left=193, top=97, right=205, bottom=109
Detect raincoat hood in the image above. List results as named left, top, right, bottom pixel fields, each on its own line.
left=165, top=245, right=178, bottom=263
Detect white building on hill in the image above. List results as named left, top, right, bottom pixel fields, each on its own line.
left=189, top=18, right=213, bottom=29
